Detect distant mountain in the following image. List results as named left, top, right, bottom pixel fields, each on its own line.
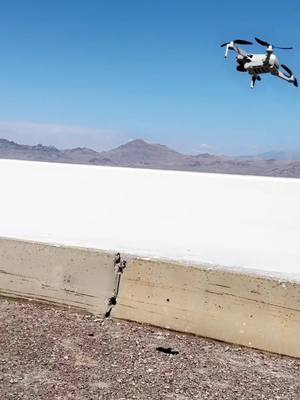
left=101, top=139, right=190, bottom=167
left=255, top=150, right=300, bottom=161
left=1, top=137, right=300, bottom=178
left=0, top=138, right=68, bottom=162
left=0, top=139, right=111, bottom=165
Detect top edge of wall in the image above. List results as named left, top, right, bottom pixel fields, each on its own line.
left=1, top=235, right=299, bottom=285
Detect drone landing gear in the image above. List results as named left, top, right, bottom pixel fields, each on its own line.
left=250, top=75, right=261, bottom=89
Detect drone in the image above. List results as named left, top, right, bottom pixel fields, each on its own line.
left=221, top=37, right=298, bottom=88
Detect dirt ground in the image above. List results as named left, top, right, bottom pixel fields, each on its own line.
left=0, top=298, right=299, bottom=400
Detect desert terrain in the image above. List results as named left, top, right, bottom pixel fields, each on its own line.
left=1, top=298, right=299, bottom=400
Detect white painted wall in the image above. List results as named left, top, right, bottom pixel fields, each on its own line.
left=1, top=159, right=300, bottom=281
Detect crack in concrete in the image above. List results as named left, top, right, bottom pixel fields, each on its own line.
left=105, top=253, right=127, bottom=318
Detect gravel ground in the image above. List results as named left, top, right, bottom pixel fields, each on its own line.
left=0, top=298, right=299, bottom=400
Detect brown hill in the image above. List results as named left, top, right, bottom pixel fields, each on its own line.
left=1, top=137, right=300, bottom=178
left=0, top=139, right=68, bottom=162
left=100, top=139, right=190, bottom=167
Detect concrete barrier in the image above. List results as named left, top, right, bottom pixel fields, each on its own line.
left=1, top=159, right=300, bottom=357
left=2, top=237, right=299, bottom=357
left=0, top=237, right=115, bottom=315
left=113, top=258, right=300, bottom=358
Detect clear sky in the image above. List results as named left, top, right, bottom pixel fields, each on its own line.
left=0, top=0, right=299, bottom=155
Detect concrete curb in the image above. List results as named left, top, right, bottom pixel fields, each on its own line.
left=113, top=257, right=300, bottom=358
left=0, top=237, right=116, bottom=315
left=1, top=237, right=299, bottom=357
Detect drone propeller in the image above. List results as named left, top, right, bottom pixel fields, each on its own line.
left=255, top=37, right=293, bottom=50
left=281, top=64, right=298, bottom=87
left=221, top=39, right=252, bottom=47
left=281, top=64, right=293, bottom=77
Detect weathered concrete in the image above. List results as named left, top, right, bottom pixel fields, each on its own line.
left=113, top=258, right=300, bottom=358
left=0, top=160, right=300, bottom=357
left=0, top=237, right=115, bottom=315
left=1, top=237, right=300, bottom=357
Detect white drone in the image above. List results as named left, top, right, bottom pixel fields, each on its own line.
left=221, top=37, right=298, bottom=88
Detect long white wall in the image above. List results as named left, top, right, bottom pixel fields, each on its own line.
left=0, top=159, right=300, bottom=281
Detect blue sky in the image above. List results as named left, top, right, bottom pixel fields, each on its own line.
left=0, top=1, right=299, bottom=154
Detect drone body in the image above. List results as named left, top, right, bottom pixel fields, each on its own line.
left=221, top=38, right=298, bottom=88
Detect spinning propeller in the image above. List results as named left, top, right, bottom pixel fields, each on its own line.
left=220, top=39, right=252, bottom=47
left=255, top=37, right=293, bottom=50
left=221, top=40, right=252, bottom=58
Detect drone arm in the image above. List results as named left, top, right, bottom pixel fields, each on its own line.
left=222, top=39, right=252, bottom=59
left=276, top=70, right=295, bottom=82
left=224, top=44, right=235, bottom=58
left=224, top=44, right=230, bottom=58
left=271, top=68, right=298, bottom=86
left=235, top=45, right=248, bottom=57
left=263, top=46, right=273, bottom=65
left=224, top=43, right=239, bottom=58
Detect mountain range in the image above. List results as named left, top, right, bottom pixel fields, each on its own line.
left=1, top=137, right=300, bottom=178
